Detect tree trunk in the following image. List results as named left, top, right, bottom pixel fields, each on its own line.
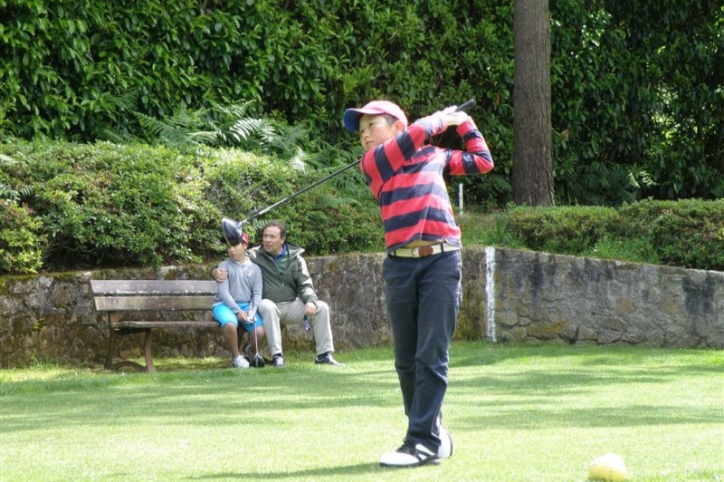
left=513, top=0, right=554, bottom=206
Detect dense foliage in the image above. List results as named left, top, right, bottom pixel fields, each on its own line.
left=551, top=0, right=724, bottom=202
left=2, top=140, right=722, bottom=274
left=0, top=140, right=384, bottom=274
left=1, top=0, right=722, bottom=206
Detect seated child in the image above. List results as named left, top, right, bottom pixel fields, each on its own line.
left=212, top=218, right=265, bottom=368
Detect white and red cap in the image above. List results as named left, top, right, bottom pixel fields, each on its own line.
left=343, top=100, right=408, bottom=132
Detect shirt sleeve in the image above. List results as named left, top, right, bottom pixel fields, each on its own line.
left=447, top=118, right=494, bottom=176
left=249, top=264, right=263, bottom=315
left=215, top=260, right=239, bottom=313
left=296, top=256, right=318, bottom=306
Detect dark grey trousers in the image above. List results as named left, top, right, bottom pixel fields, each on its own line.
left=383, top=250, right=462, bottom=450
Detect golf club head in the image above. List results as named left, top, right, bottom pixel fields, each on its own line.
left=221, top=218, right=246, bottom=246
left=250, top=354, right=265, bottom=368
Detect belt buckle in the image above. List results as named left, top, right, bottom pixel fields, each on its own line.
left=416, top=245, right=434, bottom=258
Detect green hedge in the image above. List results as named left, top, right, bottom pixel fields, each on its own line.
left=2, top=140, right=722, bottom=275
left=505, top=200, right=724, bottom=271
left=0, top=200, right=43, bottom=273
left=0, top=140, right=383, bottom=274
left=619, top=200, right=724, bottom=271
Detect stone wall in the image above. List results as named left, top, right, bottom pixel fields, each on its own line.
left=484, top=249, right=723, bottom=347
left=1, top=247, right=722, bottom=368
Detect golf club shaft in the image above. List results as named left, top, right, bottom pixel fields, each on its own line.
left=254, top=321, right=260, bottom=357
left=241, top=162, right=359, bottom=223
left=242, top=99, right=476, bottom=223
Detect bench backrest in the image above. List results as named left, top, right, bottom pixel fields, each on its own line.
left=90, top=280, right=217, bottom=312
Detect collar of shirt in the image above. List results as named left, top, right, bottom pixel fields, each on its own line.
left=272, top=244, right=288, bottom=261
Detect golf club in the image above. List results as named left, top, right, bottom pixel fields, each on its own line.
left=250, top=316, right=264, bottom=368
left=240, top=99, right=476, bottom=223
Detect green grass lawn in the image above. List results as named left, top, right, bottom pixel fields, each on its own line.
left=1, top=342, right=722, bottom=482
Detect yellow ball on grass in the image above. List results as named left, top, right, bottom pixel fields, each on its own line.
left=588, top=452, right=627, bottom=482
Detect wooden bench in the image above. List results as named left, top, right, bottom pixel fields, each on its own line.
left=90, top=280, right=218, bottom=373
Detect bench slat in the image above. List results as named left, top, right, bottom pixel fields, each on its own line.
left=94, top=295, right=214, bottom=311
left=90, top=280, right=216, bottom=296
left=116, top=320, right=219, bottom=329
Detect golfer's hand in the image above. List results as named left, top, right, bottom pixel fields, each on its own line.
left=236, top=311, right=248, bottom=322
left=212, top=268, right=228, bottom=282
left=444, top=112, right=470, bottom=127
left=246, top=310, right=256, bottom=324
left=304, top=302, right=316, bottom=316
left=434, top=107, right=470, bottom=127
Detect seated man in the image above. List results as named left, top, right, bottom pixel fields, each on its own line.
left=213, top=220, right=341, bottom=368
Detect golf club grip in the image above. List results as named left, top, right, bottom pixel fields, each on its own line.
left=455, top=99, right=476, bottom=112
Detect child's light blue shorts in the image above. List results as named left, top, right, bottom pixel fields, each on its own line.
left=212, top=302, right=263, bottom=333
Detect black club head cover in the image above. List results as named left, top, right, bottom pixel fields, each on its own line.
left=222, top=218, right=244, bottom=246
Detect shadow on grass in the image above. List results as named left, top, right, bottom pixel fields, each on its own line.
left=192, top=462, right=384, bottom=480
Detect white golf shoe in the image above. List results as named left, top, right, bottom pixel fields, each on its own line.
left=379, top=440, right=440, bottom=468
left=437, top=420, right=453, bottom=459
left=231, top=355, right=249, bottom=368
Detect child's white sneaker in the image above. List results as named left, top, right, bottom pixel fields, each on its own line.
left=232, top=355, right=249, bottom=368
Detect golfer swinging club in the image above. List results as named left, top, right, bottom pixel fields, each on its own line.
left=343, top=100, right=494, bottom=467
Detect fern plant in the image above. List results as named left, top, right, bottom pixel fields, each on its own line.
left=101, top=99, right=308, bottom=166
left=0, top=154, right=34, bottom=202
left=212, top=102, right=275, bottom=148
left=0, top=183, right=33, bottom=202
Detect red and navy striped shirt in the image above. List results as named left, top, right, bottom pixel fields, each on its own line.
left=360, top=115, right=493, bottom=252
